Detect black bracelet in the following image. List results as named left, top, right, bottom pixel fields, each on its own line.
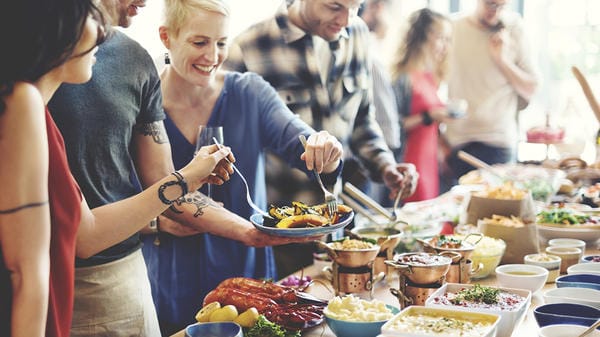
left=157, top=171, right=188, bottom=205
left=421, top=111, right=433, bottom=126
left=171, top=171, right=188, bottom=196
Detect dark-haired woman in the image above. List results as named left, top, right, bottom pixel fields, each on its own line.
left=391, top=8, right=452, bottom=201
left=0, top=1, right=232, bottom=336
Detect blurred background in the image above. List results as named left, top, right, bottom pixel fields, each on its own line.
left=123, top=0, right=600, bottom=164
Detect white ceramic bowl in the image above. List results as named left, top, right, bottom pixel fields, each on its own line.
left=525, top=253, right=561, bottom=283
left=568, top=262, right=600, bottom=275
left=548, top=238, right=587, bottom=251
left=543, top=287, right=600, bottom=309
left=545, top=246, right=583, bottom=274
left=381, top=306, right=500, bottom=337
left=495, top=264, right=549, bottom=293
left=538, top=324, right=600, bottom=337
left=425, top=283, right=531, bottom=337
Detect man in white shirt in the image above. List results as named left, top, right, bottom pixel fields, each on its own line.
left=444, top=0, right=538, bottom=181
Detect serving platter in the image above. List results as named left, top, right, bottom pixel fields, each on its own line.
left=250, top=211, right=354, bottom=237
left=536, top=224, right=600, bottom=243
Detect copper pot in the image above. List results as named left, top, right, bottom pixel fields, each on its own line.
left=418, top=233, right=483, bottom=261
left=350, top=227, right=403, bottom=275
left=445, top=259, right=483, bottom=284
left=317, top=241, right=380, bottom=268
left=385, top=252, right=457, bottom=284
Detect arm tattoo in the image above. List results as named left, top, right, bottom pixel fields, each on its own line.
left=0, top=201, right=48, bottom=215
left=134, top=121, right=169, bottom=144
left=169, top=191, right=219, bottom=217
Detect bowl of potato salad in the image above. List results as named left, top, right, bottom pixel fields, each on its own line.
left=324, top=295, right=399, bottom=337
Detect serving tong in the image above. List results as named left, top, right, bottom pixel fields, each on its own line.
left=340, top=182, right=408, bottom=228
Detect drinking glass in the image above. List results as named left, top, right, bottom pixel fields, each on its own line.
left=195, top=125, right=223, bottom=198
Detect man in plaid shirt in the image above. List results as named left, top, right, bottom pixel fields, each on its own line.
left=225, top=0, right=417, bottom=275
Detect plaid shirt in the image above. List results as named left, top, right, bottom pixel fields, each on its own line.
left=225, top=1, right=395, bottom=179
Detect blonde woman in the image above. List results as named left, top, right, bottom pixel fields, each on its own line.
left=391, top=8, right=453, bottom=201
left=144, top=0, right=344, bottom=333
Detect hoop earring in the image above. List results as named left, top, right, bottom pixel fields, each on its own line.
left=164, top=53, right=171, bottom=65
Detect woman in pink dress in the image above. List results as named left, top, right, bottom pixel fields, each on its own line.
left=391, top=8, right=454, bottom=202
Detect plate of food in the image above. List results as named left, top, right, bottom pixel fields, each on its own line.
left=250, top=202, right=354, bottom=237
left=202, top=277, right=326, bottom=331
left=536, top=206, right=600, bottom=243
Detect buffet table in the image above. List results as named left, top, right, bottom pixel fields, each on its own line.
left=171, top=245, right=598, bottom=337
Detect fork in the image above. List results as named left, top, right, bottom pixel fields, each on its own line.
left=211, top=137, right=272, bottom=219
left=298, top=135, right=338, bottom=218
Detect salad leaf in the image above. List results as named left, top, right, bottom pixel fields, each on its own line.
left=452, top=284, right=500, bottom=305
left=245, top=315, right=300, bottom=337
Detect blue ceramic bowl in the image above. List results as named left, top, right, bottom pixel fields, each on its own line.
left=582, top=255, right=600, bottom=263
left=185, top=322, right=243, bottom=337
left=324, top=305, right=399, bottom=337
left=534, top=303, right=600, bottom=328
left=556, top=273, right=600, bottom=290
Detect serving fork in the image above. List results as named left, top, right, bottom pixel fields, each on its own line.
left=298, top=135, right=338, bottom=218
left=212, top=137, right=271, bottom=219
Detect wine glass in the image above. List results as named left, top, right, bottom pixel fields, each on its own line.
left=195, top=125, right=223, bottom=198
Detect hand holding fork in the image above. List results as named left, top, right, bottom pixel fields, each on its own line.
left=298, top=134, right=341, bottom=218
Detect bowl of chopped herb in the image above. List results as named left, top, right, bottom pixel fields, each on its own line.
left=425, top=283, right=531, bottom=337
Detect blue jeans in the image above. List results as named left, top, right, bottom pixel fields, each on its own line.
left=445, top=142, right=514, bottom=185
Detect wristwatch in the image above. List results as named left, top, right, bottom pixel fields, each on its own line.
left=421, top=111, right=434, bottom=126
left=148, top=217, right=159, bottom=233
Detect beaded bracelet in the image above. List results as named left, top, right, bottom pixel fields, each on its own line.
left=158, top=171, right=188, bottom=205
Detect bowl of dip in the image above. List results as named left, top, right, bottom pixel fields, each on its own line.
left=495, top=264, right=549, bottom=293
left=425, top=283, right=531, bottom=337
left=524, top=253, right=561, bottom=283
left=381, top=306, right=500, bottom=337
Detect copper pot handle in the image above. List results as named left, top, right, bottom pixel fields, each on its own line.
left=470, top=262, right=483, bottom=275
left=390, top=288, right=413, bottom=306
left=464, top=233, right=483, bottom=245
left=439, top=251, right=462, bottom=263
left=315, top=241, right=338, bottom=261
left=384, top=260, right=414, bottom=275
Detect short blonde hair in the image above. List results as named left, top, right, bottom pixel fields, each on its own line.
left=163, top=0, right=230, bottom=37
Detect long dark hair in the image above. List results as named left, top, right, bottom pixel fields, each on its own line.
left=0, top=0, right=107, bottom=113
left=391, top=8, right=449, bottom=82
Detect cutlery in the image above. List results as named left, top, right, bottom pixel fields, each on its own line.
left=457, top=150, right=517, bottom=182
left=298, top=135, right=338, bottom=218
left=577, top=318, right=600, bottom=337
left=212, top=137, right=272, bottom=219
left=343, top=182, right=394, bottom=220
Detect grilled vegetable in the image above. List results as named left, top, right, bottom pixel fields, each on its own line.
left=265, top=202, right=353, bottom=228
left=275, top=214, right=329, bottom=229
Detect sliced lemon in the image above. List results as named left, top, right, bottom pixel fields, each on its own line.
left=233, top=307, right=259, bottom=328
left=209, top=304, right=239, bottom=322
left=195, top=301, right=221, bottom=322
